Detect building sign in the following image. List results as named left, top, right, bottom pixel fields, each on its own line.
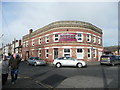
left=59, top=33, right=77, bottom=41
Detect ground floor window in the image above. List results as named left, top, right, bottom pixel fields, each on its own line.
left=88, top=49, right=91, bottom=59
left=77, top=48, right=84, bottom=59
left=38, top=50, right=41, bottom=58
left=46, top=49, right=49, bottom=58
left=93, top=49, right=96, bottom=58
left=64, top=49, right=71, bottom=57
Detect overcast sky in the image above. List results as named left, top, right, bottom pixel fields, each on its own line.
left=1, top=1, right=118, bottom=47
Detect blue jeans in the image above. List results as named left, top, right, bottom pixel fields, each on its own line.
left=11, top=69, right=19, bottom=82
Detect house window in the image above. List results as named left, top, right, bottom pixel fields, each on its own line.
left=64, top=49, right=71, bottom=57
left=93, top=49, right=96, bottom=58
left=77, top=49, right=84, bottom=59
left=93, top=36, right=96, bottom=43
left=46, top=36, right=49, bottom=43
left=32, top=39, right=34, bottom=46
left=98, top=37, right=101, bottom=44
left=39, top=38, right=42, bottom=44
left=77, top=33, right=83, bottom=42
left=88, top=49, right=91, bottom=59
left=25, top=41, right=28, bottom=47
left=54, top=34, right=59, bottom=42
left=87, top=34, right=91, bottom=42
left=46, top=49, right=49, bottom=58
left=38, top=50, right=41, bottom=58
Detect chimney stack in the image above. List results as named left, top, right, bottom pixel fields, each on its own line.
left=29, top=29, right=33, bottom=34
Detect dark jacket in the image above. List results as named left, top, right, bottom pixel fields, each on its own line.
left=9, top=56, right=21, bottom=69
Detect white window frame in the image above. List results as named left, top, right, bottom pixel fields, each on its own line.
left=76, top=48, right=84, bottom=59
left=54, top=33, right=59, bottom=42
left=46, top=36, right=49, bottom=43
left=77, top=33, right=83, bottom=42
left=38, top=49, right=41, bottom=58
left=39, top=37, right=42, bottom=45
left=86, top=34, right=91, bottom=42
left=63, top=48, right=71, bottom=57
left=98, top=37, right=101, bottom=44
left=25, top=41, right=28, bottom=47
left=93, top=49, right=96, bottom=58
left=32, top=39, right=34, bottom=46
left=46, top=49, right=49, bottom=58
left=93, top=35, right=96, bottom=43
left=87, top=48, right=91, bottom=59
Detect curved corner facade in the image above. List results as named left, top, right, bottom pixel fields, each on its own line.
left=22, top=21, right=103, bottom=62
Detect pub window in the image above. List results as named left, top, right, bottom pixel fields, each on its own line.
left=46, top=49, right=49, bottom=58
left=32, top=39, right=34, bottom=46
left=46, top=36, right=49, bottom=43
left=77, top=48, right=84, bottom=59
left=88, top=49, right=91, bottom=59
left=54, top=34, right=59, bottom=42
left=39, top=38, right=42, bottom=44
left=87, top=34, right=91, bottom=42
left=77, top=33, right=83, bottom=42
left=64, top=49, right=71, bottom=57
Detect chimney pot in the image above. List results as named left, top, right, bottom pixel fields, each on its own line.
left=29, top=29, right=33, bottom=34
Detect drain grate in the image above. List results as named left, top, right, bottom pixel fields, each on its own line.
left=41, top=74, right=67, bottom=87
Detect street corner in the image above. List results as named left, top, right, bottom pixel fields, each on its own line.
left=56, top=75, right=112, bottom=88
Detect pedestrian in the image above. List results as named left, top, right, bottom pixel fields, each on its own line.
left=2, top=55, right=9, bottom=85
left=9, top=54, right=21, bottom=84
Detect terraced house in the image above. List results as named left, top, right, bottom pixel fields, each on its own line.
left=22, top=21, right=103, bottom=62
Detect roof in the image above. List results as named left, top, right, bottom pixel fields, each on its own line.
left=23, top=21, right=103, bottom=40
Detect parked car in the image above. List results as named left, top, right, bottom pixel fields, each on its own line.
left=53, top=57, right=87, bottom=68
left=26, top=57, right=46, bottom=66
left=100, top=55, right=120, bottom=66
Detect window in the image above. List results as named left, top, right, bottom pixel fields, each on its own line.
left=88, top=49, right=91, bottom=59
left=77, top=33, right=83, bottom=42
left=39, top=38, right=42, bottom=44
left=54, top=34, right=59, bottom=42
left=38, top=50, right=41, bottom=58
left=93, top=36, right=96, bottom=43
left=77, top=49, right=84, bottom=59
left=32, top=39, right=34, bottom=46
left=98, top=37, right=101, bottom=44
left=46, top=49, right=49, bottom=58
left=46, top=36, right=49, bottom=43
left=87, top=34, right=91, bottom=42
left=93, top=49, right=96, bottom=58
left=64, top=49, right=71, bottom=57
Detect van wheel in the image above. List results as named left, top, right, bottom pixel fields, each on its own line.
left=77, top=63, right=82, bottom=68
left=56, top=63, right=61, bottom=68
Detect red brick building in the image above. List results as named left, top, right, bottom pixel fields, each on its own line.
left=22, top=21, right=103, bottom=62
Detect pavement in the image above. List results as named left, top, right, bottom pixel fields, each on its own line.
left=2, top=61, right=104, bottom=89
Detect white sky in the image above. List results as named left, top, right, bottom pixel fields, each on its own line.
left=0, top=0, right=119, bottom=48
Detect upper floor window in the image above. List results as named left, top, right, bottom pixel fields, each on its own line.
left=93, top=35, right=96, bottom=43
left=46, top=36, right=49, bottom=43
left=77, top=33, right=83, bottom=42
left=54, top=34, right=59, bottom=42
left=32, top=39, right=34, bottom=46
left=98, top=37, right=101, bottom=44
left=87, top=34, right=91, bottom=42
left=25, top=41, right=28, bottom=47
left=39, top=37, right=42, bottom=44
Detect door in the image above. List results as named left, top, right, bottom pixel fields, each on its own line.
left=54, top=48, right=58, bottom=59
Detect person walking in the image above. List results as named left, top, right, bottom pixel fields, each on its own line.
left=9, top=54, right=21, bottom=84
left=2, top=55, right=9, bottom=85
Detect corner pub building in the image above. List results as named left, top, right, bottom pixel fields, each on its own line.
left=22, top=21, right=103, bottom=62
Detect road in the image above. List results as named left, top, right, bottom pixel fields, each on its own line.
left=2, top=61, right=120, bottom=89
